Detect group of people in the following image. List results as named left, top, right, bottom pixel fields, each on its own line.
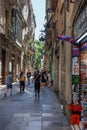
left=4, top=69, right=27, bottom=97
left=4, top=69, right=53, bottom=97
left=19, top=69, right=32, bottom=92
left=33, top=70, right=52, bottom=97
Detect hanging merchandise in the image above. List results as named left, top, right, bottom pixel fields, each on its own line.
left=70, top=114, right=80, bottom=125
left=57, top=35, right=81, bottom=125
left=80, top=42, right=87, bottom=130
left=68, top=104, right=82, bottom=112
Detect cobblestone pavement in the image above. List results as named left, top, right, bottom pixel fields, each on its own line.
left=0, top=80, right=72, bottom=130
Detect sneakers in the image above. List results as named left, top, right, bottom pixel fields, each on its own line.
left=38, top=94, right=40, bottom=97
left=10, top=93, right=12, bottom=96
left=35, top=93, right=37, bottom=97
left=4, top=93, right=12, bottom=97
left=4, top=93, right=6, bottom=97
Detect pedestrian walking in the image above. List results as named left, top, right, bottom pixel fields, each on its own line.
left=40, top=71, right=46, bottom=92
left=33, top=70, right=41, bottom=97
left=4, top=72, right=13, bottom=97
left=47, top=71, right=52, bottom=87
left=20, top=70, right=25, bottom=92
left=27, top=70, right=31, bottom=85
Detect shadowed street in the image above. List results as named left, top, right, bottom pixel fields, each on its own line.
left=0, top=79, right=72, bottom=130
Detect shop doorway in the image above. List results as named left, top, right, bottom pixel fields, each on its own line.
left=2, top=49, right=6, bottom=84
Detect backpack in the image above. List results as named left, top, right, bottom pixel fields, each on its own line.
left=21, top=75, right=25, bottom=81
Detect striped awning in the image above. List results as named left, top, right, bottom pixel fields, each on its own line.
left=56, top=36, right=77, bottom=46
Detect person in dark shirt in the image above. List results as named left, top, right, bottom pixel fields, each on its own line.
left=33, top=70, right=41, bottom=97
left=41, top=71, right=47, bottom=92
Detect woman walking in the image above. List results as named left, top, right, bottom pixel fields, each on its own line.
left=41, top=71, right=46, bottom=92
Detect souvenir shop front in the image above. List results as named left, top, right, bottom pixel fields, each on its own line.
left=69, top=4, right=87, bottom=129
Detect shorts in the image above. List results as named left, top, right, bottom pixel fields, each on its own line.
left=7, top=85, right=12, bottom=89
left=20, top=81, right=25, bottom=86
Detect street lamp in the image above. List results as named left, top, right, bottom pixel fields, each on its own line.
left=39, top=33, right=45, bottom=42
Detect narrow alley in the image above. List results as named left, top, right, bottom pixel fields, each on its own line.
left=0, top=79, right=71, bottom=130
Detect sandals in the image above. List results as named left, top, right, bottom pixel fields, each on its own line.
left=10, top=93, right=12, bottom=96
left=4, top=93, right=12, bottom=97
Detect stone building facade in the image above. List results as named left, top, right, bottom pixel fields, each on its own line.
left=0, top=0, right=33, bottom=84
left=22, top=0, right=36, bottom=74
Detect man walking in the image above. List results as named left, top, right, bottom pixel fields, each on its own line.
left=4, top=72, right=13, bottom=97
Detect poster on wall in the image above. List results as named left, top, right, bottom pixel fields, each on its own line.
left=72, top=56, right=79, bottom=75
left=72, top=84, right=80, bottom=105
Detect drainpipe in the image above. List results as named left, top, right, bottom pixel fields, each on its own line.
left=64, top=0, right=66, bottom=36
left=63, top=0, right=66, bottom=114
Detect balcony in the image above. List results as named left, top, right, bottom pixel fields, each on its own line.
left=50, top=0, right=58, bottom=10
left=0, top=24, right=24, bottom=48
left=5, top=26, right=16, bottom=42
left=19, top=0, right=25, bottom=6
left=0, top=24, right=15, bottom=42
left=5, top=0, right=16, bottom=5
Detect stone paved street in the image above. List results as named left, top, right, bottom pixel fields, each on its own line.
left=0, top=80, right=72, bottom=130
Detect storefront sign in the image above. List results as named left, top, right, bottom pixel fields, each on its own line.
left=74, top=5, right=87, bottom=39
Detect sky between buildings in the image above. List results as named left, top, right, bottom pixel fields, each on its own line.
left=31, top=0, right=46, bottom=40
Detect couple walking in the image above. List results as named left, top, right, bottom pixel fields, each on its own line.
left=4, top=69, right=25, bottom=97
left=33, top=70, right=47, bottom=97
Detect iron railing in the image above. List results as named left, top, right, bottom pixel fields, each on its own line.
left=0, top=24, right=23, bottom=47
left=5, top=0, right=16, bottom=5
left=0, top=24, right=15, bottom=41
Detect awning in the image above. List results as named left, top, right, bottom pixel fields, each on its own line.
left=56, top=36, right=77, bottom=46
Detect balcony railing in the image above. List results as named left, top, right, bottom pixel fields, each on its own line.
left=5, top=0, right=16, bottom=5
left=0, top=24, right=5, bottom=35
left=0, top=24, right=15, bottom=41
left=0, top=24, right=24, bottom=48
left=5, top=26, right=16, bottom=42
